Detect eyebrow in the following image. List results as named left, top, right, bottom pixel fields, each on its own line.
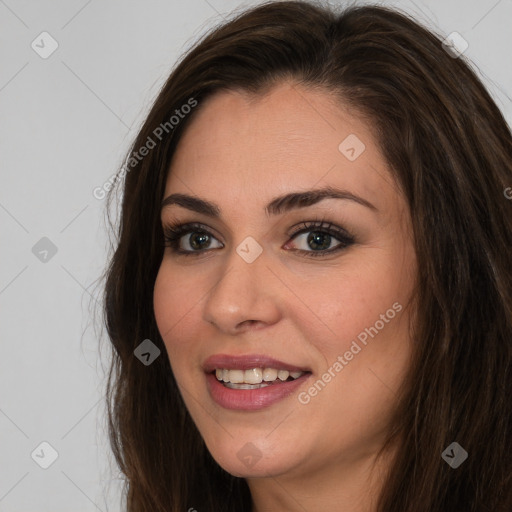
left=160, top=186, right=378, bottom=217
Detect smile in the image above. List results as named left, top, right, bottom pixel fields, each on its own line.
left=214, top=367, right=305, bottom=389
left=203, top=354, right=312, bottom=410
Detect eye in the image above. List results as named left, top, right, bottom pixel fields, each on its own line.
left=162, top=220, right=355, bottom=258
left=285, top=220, right=355, bottom=257
left=162, top=222, right=222, bottom=256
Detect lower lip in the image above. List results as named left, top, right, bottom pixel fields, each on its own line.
left=206, top=372, right=311, bottom=411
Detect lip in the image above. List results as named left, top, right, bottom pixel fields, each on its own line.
left=203, top=354, right=311, bottom=373
left=203, top=354, right=312, bottom=411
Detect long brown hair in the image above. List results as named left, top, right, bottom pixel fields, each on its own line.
left=98, top=1, right=512, bottom=510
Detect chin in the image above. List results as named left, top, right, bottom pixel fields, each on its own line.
left=214, top=455, right=296, bottom=479
left=204, top=436, right=302, bottom=478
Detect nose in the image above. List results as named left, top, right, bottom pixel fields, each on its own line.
left=202, top=246, right=282, bottom=335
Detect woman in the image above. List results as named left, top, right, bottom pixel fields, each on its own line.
left=100, top=1, right=512, bottom=510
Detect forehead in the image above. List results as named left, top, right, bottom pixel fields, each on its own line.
left=164, top=82, right=399, bottom=217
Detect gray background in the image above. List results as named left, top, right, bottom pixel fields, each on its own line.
left=1, top=0, right=511, bottom=510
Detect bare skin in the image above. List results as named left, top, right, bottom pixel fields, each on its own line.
left=153, top=81, right=417, bottom=512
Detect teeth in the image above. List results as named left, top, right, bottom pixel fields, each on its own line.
left=277, top=370, right=289, bottom=381
left=214, top=367, right=305, bottom=385
left=244, top=368, right=263, bottom=384
left=263, top=368, right=278, bottom=381
left=228, top=369, right=244, bottom=384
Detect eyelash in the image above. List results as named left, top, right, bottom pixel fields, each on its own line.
left=161, top=220, right=355, bottom=258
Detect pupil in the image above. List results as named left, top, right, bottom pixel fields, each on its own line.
left=307, top=232, right=331, bottom=250
left=190, top=232, right=210, bottom=250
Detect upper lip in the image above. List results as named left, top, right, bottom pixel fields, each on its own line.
left=203, top=354, right=311, bottom=373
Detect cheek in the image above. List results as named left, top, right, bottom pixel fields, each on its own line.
left=313, top=257, right=414, bottom=388
left=153, top=264, right=200, bottom=357
left=301, top=261, right=401, bottom=355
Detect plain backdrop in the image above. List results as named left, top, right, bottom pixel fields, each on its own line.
left=1, top=0, right=511, bottom=510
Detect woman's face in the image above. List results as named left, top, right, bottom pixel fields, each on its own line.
left=153, top=81, right=417, bottom=480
